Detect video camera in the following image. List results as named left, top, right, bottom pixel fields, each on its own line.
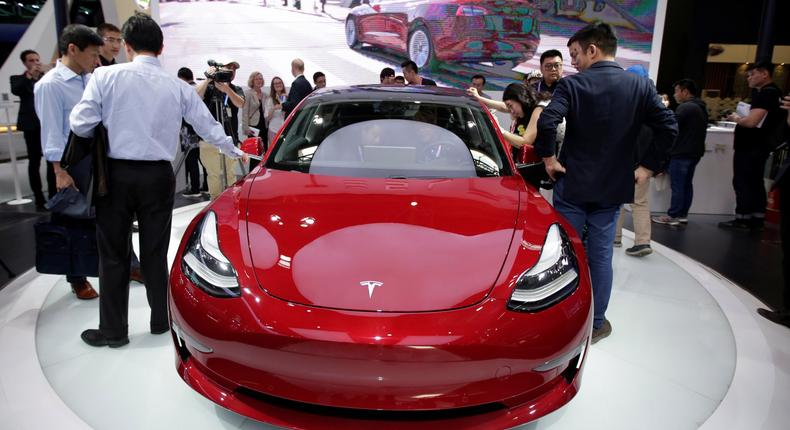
left=204, top=60, right=234, bottom=83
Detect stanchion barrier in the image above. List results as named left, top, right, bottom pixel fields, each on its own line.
left=3, top=104, right=32, bottom=206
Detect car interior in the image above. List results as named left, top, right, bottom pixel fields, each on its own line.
left=268, top=100, right=508, bottom=178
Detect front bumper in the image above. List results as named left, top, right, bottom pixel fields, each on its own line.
left=169, top=262, right=591, bottom=428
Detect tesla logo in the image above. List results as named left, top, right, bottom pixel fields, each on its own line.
left=360, top=281, right=383, bottom=298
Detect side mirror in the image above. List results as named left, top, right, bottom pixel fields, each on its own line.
left=240, top=137, right=263, bottom=161
left=516, top=162, right=554, bottom=190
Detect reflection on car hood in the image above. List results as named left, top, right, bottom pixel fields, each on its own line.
left=245, top=169, right=522, bottom=312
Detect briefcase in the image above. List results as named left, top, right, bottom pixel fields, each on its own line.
left=34, top=219, right=99, bottom=277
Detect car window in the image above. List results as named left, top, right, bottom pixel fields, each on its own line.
left=267, top=100, right=509, bottom=179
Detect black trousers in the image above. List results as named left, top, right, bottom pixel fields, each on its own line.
left=23, top=128, right=45, bottom=204
left=733, top=148, right=771, bottom=216
left=184, top=146, right=207, bottom=193
left=45, top=161, right=56, bottom=199
left=95, top=159, right=174, bottom=337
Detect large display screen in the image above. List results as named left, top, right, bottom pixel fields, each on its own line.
left=160, top=0, right=659, bottom=90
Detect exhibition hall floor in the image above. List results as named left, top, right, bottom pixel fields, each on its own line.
left=1, top=203, right=789, bottom=430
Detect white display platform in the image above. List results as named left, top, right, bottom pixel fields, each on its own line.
left=649, top=127, right=737, bottom=215
left=1, top=203, right=789, bottom=430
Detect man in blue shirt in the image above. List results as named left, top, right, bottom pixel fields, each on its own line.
left=34, top=24, right=104, bottom=300
left=70, top=13, right=247, bottom=348
left=534, top=23, right=677, bottom=344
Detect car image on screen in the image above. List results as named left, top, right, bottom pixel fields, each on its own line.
left=168, top=85, right=591, bottom=429
left=345, top=0, right=541, bottom=71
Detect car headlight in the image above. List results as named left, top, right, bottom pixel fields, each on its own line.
left=181, top=211, right=240, bottom=298
left=507, top=224, right=579, bottom=312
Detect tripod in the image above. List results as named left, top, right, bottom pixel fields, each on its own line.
left=210, top=83, right=233, bottom=190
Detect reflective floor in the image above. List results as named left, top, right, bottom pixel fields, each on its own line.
left=1, top=203, right=789, bottom=430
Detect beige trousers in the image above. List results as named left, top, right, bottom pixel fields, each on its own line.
left=199, top=141, right=238, bottom=199
left=615, top=178, right=651, bottom=245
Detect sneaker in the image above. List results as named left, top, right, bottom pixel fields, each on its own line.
left=591, top=319, right=612, bottom=344
left=625, top=244, right=652, bottom=257
left=181, top=191, right=202, bottom=198
left=613, top=240, right=622, bottom=248
left=718, top=218, right=751, bottom=230
left=651, top=215, right=680, bottom=226
left=678, top=218, right=688, bottom=224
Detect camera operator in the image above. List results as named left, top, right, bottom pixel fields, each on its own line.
left=196, top=60, right=245, bottom=198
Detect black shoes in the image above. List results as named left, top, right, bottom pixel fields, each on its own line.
left=591, top=319, right=612, bottom=344
left=625, top=244, right=652, bottom=257
left=151, top=325, right=170, bottom=335
left=81, top=329, right=129, bottom=348
left=757, top=308, right=790, bottom=329
left=718, top=218, right=764, bottom=231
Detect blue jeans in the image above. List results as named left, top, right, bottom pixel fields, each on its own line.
left=667, top=157, right=700, bottom=218
left=553, top=178, right=620, bottom=329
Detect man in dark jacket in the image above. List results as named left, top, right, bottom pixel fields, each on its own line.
left=652, top=79, right=708, bottom=226
left=10, top=49, right=50, bottom=209
left=534, top=23, right=678, bottom=343
left=282, top=58, right=313, bottom=117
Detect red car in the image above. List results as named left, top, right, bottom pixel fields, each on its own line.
left=345, top=0, right=541, bottom=71
left=169, top=86, right=592, bottom=429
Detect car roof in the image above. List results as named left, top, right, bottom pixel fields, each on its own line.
left=305, top=85, right=483, bottom=108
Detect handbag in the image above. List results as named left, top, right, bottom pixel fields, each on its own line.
left=34, top=216, right=99, bottom=277
left=44, top=186, right=94, bottom=219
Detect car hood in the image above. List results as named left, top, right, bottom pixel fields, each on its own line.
left=244, top=170, right=522, bottom=312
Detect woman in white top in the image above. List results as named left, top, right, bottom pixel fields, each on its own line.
left=265, top=76, right=288, bottom=144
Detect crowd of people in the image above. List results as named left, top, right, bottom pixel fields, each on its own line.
left=9, top=15, right=789, bottom=348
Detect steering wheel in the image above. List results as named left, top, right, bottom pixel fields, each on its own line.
left=418, top=141, right=468, bottom=164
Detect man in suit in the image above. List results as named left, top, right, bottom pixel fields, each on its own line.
left=11, top=49, right=49, bottom=209
left=282, top=58, right=312, bottom=117
left=534, top=22, right=677, bottom=343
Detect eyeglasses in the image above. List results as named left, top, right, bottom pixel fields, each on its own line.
left=103, top=36, right=123, bottom=45
left=542, top=62, right=563, bottom=70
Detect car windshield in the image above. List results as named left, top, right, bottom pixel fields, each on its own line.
left=265, top=100, right=510, bottom=179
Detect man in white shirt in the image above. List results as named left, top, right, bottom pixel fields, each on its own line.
left=71, top=13, right=247, bottom=348
left=34, top=24, right=104, bottom=301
